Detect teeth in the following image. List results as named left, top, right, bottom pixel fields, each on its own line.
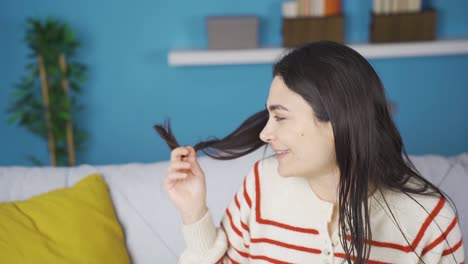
left=275, top=150, right=290, bottom=155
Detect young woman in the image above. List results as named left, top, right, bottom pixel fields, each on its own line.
left=156, top=41, right=465, bottom=263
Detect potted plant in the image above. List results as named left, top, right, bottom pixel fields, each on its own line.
left=6, top=17, right=88, bottom=166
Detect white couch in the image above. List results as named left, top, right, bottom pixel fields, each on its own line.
left=1, top=148, right=467, bottom=263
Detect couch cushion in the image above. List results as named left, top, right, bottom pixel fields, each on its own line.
left=0, top=173, right=131, bottom=264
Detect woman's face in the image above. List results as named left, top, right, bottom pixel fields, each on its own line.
left=260, top=76, right=337, bottom=179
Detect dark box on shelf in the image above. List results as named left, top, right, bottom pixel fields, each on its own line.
left=370, top=9, right=436, bottom=43
left=282, top=15, right=344, bottom=47
left=207, top=16, right=259, bottom=50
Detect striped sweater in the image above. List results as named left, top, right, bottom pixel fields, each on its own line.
left=180, top=157, right=465, bottom=263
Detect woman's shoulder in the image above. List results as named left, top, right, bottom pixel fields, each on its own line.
left=384, top=188, right=456, bottom=220
left=369, top=188, right=464, bottom=262
left=378, top=187, right=458, bottom=241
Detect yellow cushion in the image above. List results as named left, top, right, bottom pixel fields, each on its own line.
left=0, top=173, right=131, bottom=264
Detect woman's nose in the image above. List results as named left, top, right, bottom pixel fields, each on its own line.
left=259, top=127, right=273, bottom=143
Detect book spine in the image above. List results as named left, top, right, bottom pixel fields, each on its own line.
left=315, top=0, right=324, bottom=17
left=373, top=0, right=382, bottom=14
left=282, top=1, right=298, bottom=18
left=297, top=0, right=303, bottom=17
left=396, top=0, right=406, bottom=13
left=309, top=0, right=314, bottom=16
left=324, top=0, right=341, bottom=16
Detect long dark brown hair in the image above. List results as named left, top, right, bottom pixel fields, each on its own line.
left=155, top=41, right=456, bottom=263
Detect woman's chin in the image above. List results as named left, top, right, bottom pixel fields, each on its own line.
left=277, top=166, right=293, bottom=177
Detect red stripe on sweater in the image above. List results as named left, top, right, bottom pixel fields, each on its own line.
left=254, top=161, right=320, bottom=235
left=248, top=254, right=293, bottom=264
left=243, top=176, right=252, bottom=208
left=334, top=252, right=391, bottom=264
left=234, top=193, right=240, bottom=209
left=215, top=255, right=225, bottom=264
left=234, top=193, right=250, bottom=232
left=226, top=209, right=243, bottom=238
left=226, top=253, right=240, bottom=264
left=412, top=197, right=446, bottom=248
left=360, top=239, right=411, bottom=252
left=226, top=208, right=323, bottom=255
left=442, top=238, right=463, bottom=256
left=251, top=237, right=321, bottom=254
left=345, top=196, right=446, bottom=253
left=225, top=206, right=321, bottom=255
left=221, top=223, right=291, bottom=263
left=240, top=221, right=249, bottom=233
left=225, top=236, right=292, bottom=264
left=224, top=211, right=250, bottom=249
left=422, top=216, right=458, bottom=256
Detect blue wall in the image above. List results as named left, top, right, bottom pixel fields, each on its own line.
left=1, top=0, right=467, bottom=166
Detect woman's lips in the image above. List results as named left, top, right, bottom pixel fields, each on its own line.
left=275, top=150, right=290, bottom=159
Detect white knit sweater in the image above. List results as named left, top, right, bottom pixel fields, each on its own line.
left=179, top=158, right=465, bottom=264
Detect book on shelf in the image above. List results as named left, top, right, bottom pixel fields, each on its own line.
left=282, top=0, right=341, bottom=18
left=373, top=0, right=424, bottom=15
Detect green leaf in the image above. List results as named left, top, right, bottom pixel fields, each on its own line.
left=75, top=74, right=87, bottom=82
left=58, top=111, right=70, bottom=121
left=10, top=89, right=28, bottom=99
left=7, top=112, right=23, bottom=125
left=65, top=30, right=76, bottom=44
left=69, top=82, right=81, bottom=93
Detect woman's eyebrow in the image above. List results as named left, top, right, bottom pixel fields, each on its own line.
left=265, top=103, right=290, bottom=112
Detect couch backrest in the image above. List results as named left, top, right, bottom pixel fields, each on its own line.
left=0, top=150, right=467, bottom=263
left=0, top=148, right=269, bottom=263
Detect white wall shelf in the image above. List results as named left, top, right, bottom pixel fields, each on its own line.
left=168, top=39, right=468, bottom=66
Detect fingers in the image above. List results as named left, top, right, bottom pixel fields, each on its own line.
left=168, top=160, right=191, bottom=173
left=185, top=146, right=204, bottom=176
left=166, top=147, right=192, bottom=186
left=170, top=146, right=190, bottom=162
left=164, top=171, right=188, bottom=190
left=165, top=172, right=188, bottom=182
left=168, top=145, right=203, bottom=177
left=186, top=146, right=197, bottom=159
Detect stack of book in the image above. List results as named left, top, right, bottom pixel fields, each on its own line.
left=373, top=0, right=426, bottom=15
left=281, top=0, right=343, bottom=47
left=282, top=0, right=341, bottom=18
left=370, top=0, right=435, bottom=43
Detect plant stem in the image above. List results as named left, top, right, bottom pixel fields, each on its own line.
left=59, top=53, right=76, bottom=166
left=37, top=54, right=57, bottom=166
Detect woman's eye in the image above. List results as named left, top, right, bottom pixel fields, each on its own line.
left=274, top=116, right=285, bottom=121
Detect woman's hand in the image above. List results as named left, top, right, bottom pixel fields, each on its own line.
left=164, top=146, right=208, bottom=224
